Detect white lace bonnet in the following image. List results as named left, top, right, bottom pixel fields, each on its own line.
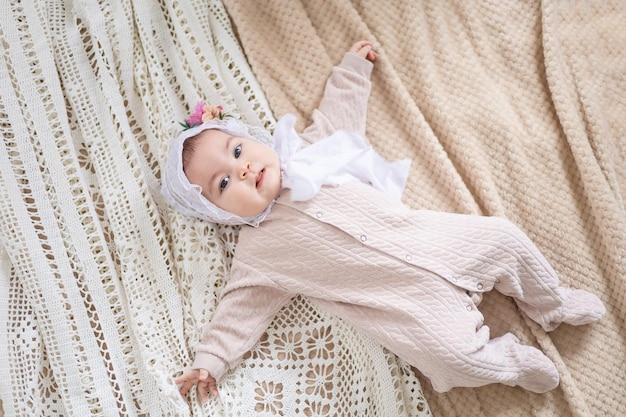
left=161, top=115, right=276, bottom=227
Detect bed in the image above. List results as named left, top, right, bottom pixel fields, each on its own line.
left=1, top=1, right=624, bottom=416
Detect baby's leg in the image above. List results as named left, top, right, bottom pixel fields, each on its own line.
left=396, top=285, right=560, bottom=393
left=414, top=212, right=605, bottom=331
left=427, top=332, right=559, bottom=393
left=482, top=217, right=605, bottom=331
left=347, top=279, right=562, bottom=393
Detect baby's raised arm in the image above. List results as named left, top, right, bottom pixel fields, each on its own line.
left=300, top=40, right=377, bottom=142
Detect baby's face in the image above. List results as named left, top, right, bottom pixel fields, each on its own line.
left=184, top=129, right=282, bottom=218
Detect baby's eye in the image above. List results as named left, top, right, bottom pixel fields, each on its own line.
left=234, top=145, right=242, bottom=158
left=219, top=176, right=230, bottom=192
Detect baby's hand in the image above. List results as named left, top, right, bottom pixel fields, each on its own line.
left=350, top=40, right=378, bottom=62
left=176, top=368, right=218, bottom=403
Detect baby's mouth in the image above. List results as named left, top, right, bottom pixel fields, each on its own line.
left=256, top=168, right=265, bottom=189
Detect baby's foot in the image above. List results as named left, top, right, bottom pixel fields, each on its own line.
left=560, top=289, right=606, bottom=326
left=544, top=288, right=605, bottom=331
left=515, top=346, right=559, bottom=394
left=513, top=346, right=560, bottom=393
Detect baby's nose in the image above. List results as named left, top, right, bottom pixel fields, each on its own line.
left=239, top=161, right=252, bottom=179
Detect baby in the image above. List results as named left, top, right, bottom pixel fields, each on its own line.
left=162, top=41, right=605, bottom=402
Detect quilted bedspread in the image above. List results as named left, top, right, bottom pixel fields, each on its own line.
left=1, top=0, right=624, bottom=416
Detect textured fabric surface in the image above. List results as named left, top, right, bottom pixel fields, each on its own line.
left=222, top=0, right=626, bottom=416
left=0, top=1, right=431, bottom=416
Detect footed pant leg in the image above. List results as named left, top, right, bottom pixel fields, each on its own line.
left=419, top=212, right=605, bottom=331
left=478, top=217, right=605, bottom=331
left=348, top=279, right=562, bottom=394
left=427, top=332, right=560, bottom=394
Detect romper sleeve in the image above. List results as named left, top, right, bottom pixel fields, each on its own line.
left=300, top=52, right=374, bottom=144
left=191, top=262, right=294, bottom=382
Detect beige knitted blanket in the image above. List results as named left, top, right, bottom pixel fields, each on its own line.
left=1, top=0, right=624, bottom=416
left=222, top=0, right=626, bottom=416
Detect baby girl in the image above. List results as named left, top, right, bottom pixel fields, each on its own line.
left=162, top=41, right=605, bottom=402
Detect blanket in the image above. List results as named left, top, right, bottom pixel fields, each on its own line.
left=2, top=0, right=625, bottom=416
left=221, top=0, right=626, bottom=416
left=0, top=0, right=430, bottom=416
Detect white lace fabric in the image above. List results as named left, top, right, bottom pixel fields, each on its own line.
left=0, top=1, right=431, bottom=416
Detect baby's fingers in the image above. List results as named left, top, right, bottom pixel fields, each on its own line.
left=197, top=380, right=219, bottom=403
left=350, top=41, right=372, bottom=54
left=349, top=41, right=377, bottom=61
left=207, top=379, right=219, bottom=398
left=178, top=379, right=197, bottom=396
left=198, top=382, right=209, bottom=403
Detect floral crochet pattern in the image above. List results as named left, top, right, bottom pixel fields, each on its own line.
left=254, top=381, right=284, bottom=414
left=179, top=101, right=230, bottom=130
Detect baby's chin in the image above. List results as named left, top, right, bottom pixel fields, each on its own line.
left=238, top=202, right=274, bottom=218
left=217, top=199, right=275, bottom=219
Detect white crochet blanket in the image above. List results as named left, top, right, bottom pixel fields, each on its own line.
left=0, top=1, right=431, bottom=416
